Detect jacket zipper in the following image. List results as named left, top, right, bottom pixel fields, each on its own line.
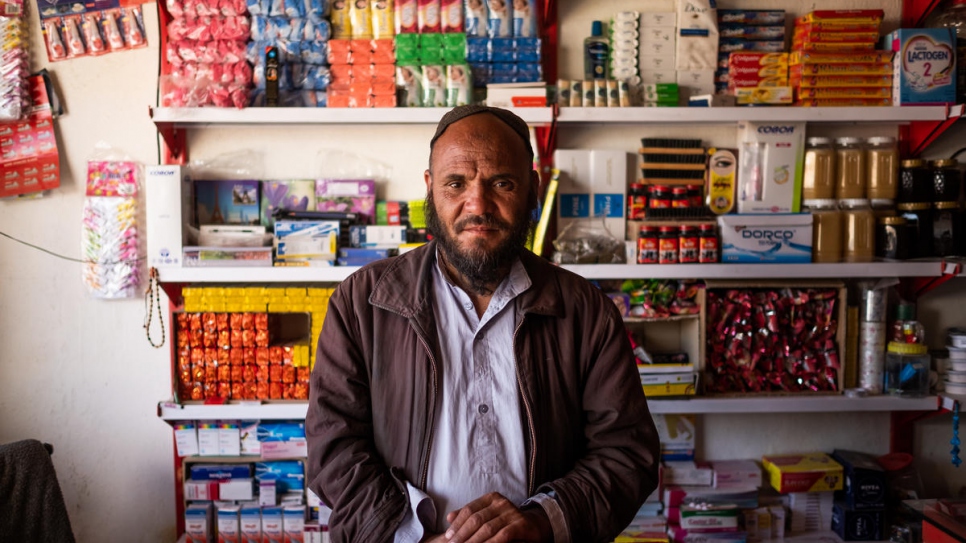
left=512, top=316, right=537, bottom=495
left=414, top=328, right=439, bottom=489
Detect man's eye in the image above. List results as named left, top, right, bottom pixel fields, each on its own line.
left=495, top=181, right=513, bottom=189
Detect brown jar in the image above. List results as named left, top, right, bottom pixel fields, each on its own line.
left=866, top=136, right=899, bottom=200
left=835, top=137, right=867, bottom=199
left=803, top=137, right=836, bottom=200
left=840, top=198, right=874, bottom=263
left=804, top=199, right=843, bottom=263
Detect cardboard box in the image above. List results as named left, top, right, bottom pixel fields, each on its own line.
left=220, top=478, right=255, bottom=501
left=348, top=225, right=407, bottom=248
left=261, top=507, right=284, bottom=542
left=217, top=505, right=240, bottom=543
left=641, top=12, right=675, bottom=27
left=190, top=464, right=253, bottom=480
left=274, top=220, right=340, bottom=262
left=283, top=505, right=306, bottom=543
left=239, top=506, right=262, bottom=542
left=832, top=502, right=884, bottom=541
left=663, top=461, right=714, bottom=486
left=712, top=460, right=762, bottom=488
left=185, top=479, right=220, bottom=501
left=680, top=504, right=739, bottom=531
left=886, top=28, right=956, bottom=105
left=590, top=150, right=631, bottom=240
left=736, top=121, right=806, bottom=213
left=146, top=165, right=190, bottom=268
left=718, top=214, right=813, bottom=263
left=641, top=69, right=677, bottom=84
left=762, top=453, right=844, bottom=493
left=198, top=423, right=220, bottom=456
left=789, top=491, right=835, bottom=532
left=195, top=180, right=261, bottom=226
left=315, top=179, right=376, bottom=223
left=653, top=414, right=696, bottom=461
left=186, top=503, right=214, bottom=543
left=831, top=449, right=887, bottom=510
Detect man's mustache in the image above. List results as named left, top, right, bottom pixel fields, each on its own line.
left=455, top=215, right=510, bottom=233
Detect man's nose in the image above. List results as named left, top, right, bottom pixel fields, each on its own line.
left=463, top=182, right=493, bottom=214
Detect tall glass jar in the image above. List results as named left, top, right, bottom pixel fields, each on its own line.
left=898, top=202, right=933, bottom=259
left=836, top=137, right=867, bottom=199
left=803, top=137, right=836, bottom=200
left=866, top=136, right=899, bottom=200
left=804, top=199, right=843, bottom=263
left=840, top=198, right=875, bottom=262
left=933, top=201, right=963, bottom=257
left=931, top=159, right=962, bottom=202
left=899, top=159, right=932, bottom=203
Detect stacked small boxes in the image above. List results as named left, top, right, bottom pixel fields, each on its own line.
left=465, top=0, right=541, bottom=92
left=247, top=0, right=332, bottom=107
left=716, top=9, right=786, bottom=99
left=610, top=11, right=640, bottom=80
left=727, top=52, right=791, bottom=105
left=675, top=1, right=715, bottom=100
left=641, top=11, right=676, bottom=86
left=830, top=450, right=888, bottom=541
left=790, top=10, right=892, bottom=107
left=327, top=39, right=397, bottom=107
left=398, top=33, right=471, bottom=107
left=177, top=286, right=332, bottom=401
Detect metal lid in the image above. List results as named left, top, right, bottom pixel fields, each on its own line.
left=901, top=159, right=925, bottom=168
left=932, top=159, right=959, bottom=168
left=802, top=198, right=838, bottom=209
left=699, top=223, right=715, bottom=231
left=672, top=187, right=688, bottom=194
left=935, top=201, right=960, bottom=210
left=887, top=341, right=928, bottom=355
left=630, top=182, right=646, bottom=189
left=866, top=136, right=896, bottom=146
left=679, top=224, right=698, bottom=232
left=838, top=198, right=871, bottom=209
left=639, top=225, right=659, bottom=233
left=806, top=137, right=833, bottom=146
left=898, top=202, right=931, bottom=211
left=835, top=137, right=863, bottom=146
left=870, top=198, right=895, bottom=207
left=659, top=225, right=678, bottom=233
left=878, top=216, right=906, bottom=225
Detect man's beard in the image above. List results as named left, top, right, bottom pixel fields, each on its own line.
left=426, top=191, right=534, bottom=295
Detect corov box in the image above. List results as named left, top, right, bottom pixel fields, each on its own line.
left=718, top=214, right=813, bottom=263
left=146, top=165, right=190, bottom=268
left=737, top=121, right=806, bottom=213
left=887, top=28, right=956, bottom=105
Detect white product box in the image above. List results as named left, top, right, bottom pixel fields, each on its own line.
left=663, top=460, right=714, bottom=486
left=275, top=220, right=340, bottom=261
left=718, top=214, right=813, bottom=264
left=676, top=70, right=716, bottom=98
left=218, top=423, right=241, bottom=456
left=240, top=421, right=261, bottom=456
left=261, top=507, right=284, bottom=542
left=554, top=149, right=592, bottom=237
left=712, top=459, right=762, bottom=488
left=589, top=149, right=631, bottom=240
left=260, top=440, right=308, bottom=460
left=641, top=69, right=677, bottom=84
left=259, top=480, right=277, bottom=506
left=641, top=27, right=674, bottom=46
left=653, top=414, right=696, bottom=460
left=217, top=505, right=240, bottom=543
left=770, top=505, right=787, bottom=539
left=680, top=504, right=739, bottom=531
left=146, top=165, right=189, bottom=268
left=185, top=480, right=220, bottom=501
left=220, top=478, right=255, bottom=501
left=198, top=424, right=220, bottom=456
left=484, top=83, right=548, bottom=108
left=736, top=121, right=806, bottom=214
left=789, top=491, right=834, bottom=533
left=306, top=489, right=322, bottom=508
left=640, top=55, right=676, bottom=71
left=240, top=505, right=262, bottom=541
left=640, top=39, right=675, bottom=57
left=348, top=225, right=407, bottom=248
left=283, top=505, right=306, bottom=542
left=174, top=423, right=200, bottom=457
left=186, top=503, right=213, bottom=543
left=641, top=12, right=676, bottom=27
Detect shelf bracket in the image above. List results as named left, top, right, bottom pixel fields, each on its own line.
left=902, top=260, right=964, bottom=299
left=902, top=104, right=962, bottom=158
left=891, top=407, right=941, bottom=454
left=155, top=121, right=187, bottom=165
left=902, top=0, right=943, bottom=27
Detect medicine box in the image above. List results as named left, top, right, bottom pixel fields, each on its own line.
left=712, top=459, right=763, bottom=488
left=832, top=503, right=884, bottom=541
left=190, top=464, right=252, bottom=480
left=348, top=225, right=407, bottom=248
left=736, top=121, right=806, bottom=214
left=185, top=503, right=214, bottom=543
left=652, top=414, right=696, bottom=461
left=217, top=505, right=240, bottom=543
left=662, top=460, right=713, bottom=486
left=261, top=507, right=284, bottom=542
left=886, top=28, right=956, bottom=105
left=220, top=478, right=255, bottom=501
left=195, top=180, right=261, bottom=226
left=239, top=506, right=262, bottom=542
left=283, top=505, right=306, bottom=543
left=762, top=453, right=844, bottom=493
left=274, top=220, right=340, bottom=262
left=718, top=214, right=813, bottom=264
left=831, top=449, right=887, bottom=510
left=146, top=165, right=189, bottom=268
left=590, top=150, right=631, bottom=240
left=679, top=504, right=739, bottom=531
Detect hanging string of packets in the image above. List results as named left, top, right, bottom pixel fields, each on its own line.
left=81, top=160, right=141, bottom=299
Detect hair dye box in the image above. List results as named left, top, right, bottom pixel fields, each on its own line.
left=887, top=28, right=956, bottom=105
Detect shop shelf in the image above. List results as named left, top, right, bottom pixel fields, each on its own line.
left=150, top=106, right=555, bottom=126
left=158, top=396, right=937, bottom=422
left=555, top=106, right=952, bottom=124
left=157, top=266, right=357, bottom=283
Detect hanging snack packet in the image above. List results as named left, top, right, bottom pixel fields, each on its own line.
left=82, top=12, right=107, bottom=55
left=395, top=0, right=417, bottom=33
left=485, top=0, right=510, bottom=38
left=422, top=64, right=445, bottom=106
left=370, top=0, right=393, bottom=39
left=43, top=19, right=67, bottom=61
left=63, top=15, right=87, bottom=58
left=511, top=0, right=535, bottom=37
left=330, top=0, right=351, bottom=38
left=396, top=64, right=423, bottom=106
left=101, top=9, right=126, bottom=51
left=121, top=7, right=147, bottom=49
left=445, top=63, right=471, bottom=106
left=464, top=0, right=488, bottom=37
left=349, top=0, right=372, bottom=38
left=440, top=0, right=462, bottom=32
left=417, top=0, right=440, bottom=33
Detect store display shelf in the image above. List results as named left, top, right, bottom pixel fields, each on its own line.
left=158, top=396, right=937, bottom=421
left=158, top=266, right=357, bottom=283
left=625, top=314, right=699, bottom=323
left=150, top=106, right=554, bottom=126
left=563, top=261, right=964, bottom=280
left=555, top=105, right=951, bottom=124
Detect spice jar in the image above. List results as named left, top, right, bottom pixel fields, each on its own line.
left=803, top=137, right=836, bottom=200
left=898, top=159, right=932, bottom=203
left=876, top=216, right=910, bottom=260
left=699, top=224, right=718, bottom=263
left=931, top=159, right=962, bottom=202
left=932, top=201, right=962, bottom=257
left=658, top=226, right=679, bottom=264
left=840, top=198, right=875, bottom=263
left=685, top=184, right=703, bottom=207
left=671, top=187, right=690, bottom=208
left=679, top=225, right=699, bottom=263
left=637, top=225, right=659, bottom=264
left=627, top=183, right=647, bottom=220
left=649, top=185, right=672, bottom=209
left=866, top=136, right=899, bottom=200
left=804, top=199, right=842, bottom=263
left=898, top=202, right=933, bottom=259
left=835, top=137, right=867, bottom=199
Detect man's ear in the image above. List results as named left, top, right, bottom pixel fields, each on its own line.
left=528, top=169, right=540, bottom=211
left=424, top=169, right=432, bottom=193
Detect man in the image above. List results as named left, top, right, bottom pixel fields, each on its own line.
left=306, top=105, right=659, bottom=543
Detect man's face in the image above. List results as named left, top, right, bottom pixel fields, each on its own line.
left=425, top=114, right=537, bottom=289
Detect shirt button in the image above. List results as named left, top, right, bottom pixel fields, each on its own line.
left=464, top=303, right=473, bottom=310
left=479, top=404, right=489, bottom=414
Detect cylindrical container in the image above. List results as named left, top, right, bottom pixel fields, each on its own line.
left=803, top=137, right=836, bottom=200
left=859, top=320, right=888, bottom=394
left=699, top=224, right=718, bottom=263
left=859, top=283, right=888, bottom=323
left=899, top=159, right=932, bottom=203
left=840, top=198, right=875, bottom=263
left=932, top=201, right=962, bottom=257
left=870, top=198, right=896, bottom=220
left=898, top=202, right=933, bottom=259
left=685, top=184, right=703, bottom=207
left=627, top=182, right=647, bottom=220
left=671, top=187, right=690, bottom=208
left=884, top=342, right=931, bottom=397
left=876, top=216, right=910, bottom=260
left=866, top=136, right=899, bottom=200
left=804, top=199, right=842, bottom=263
left=658, top=226, right=679, bottom=264
left=679, top=225, right=699, bottom=263
left=637, top=225, right=659, bottom=264
left=835, top=137, right=867, bottom=199
left=649, top=185, right=671, bottom=208
left=931, top=159, right=962, bottom=202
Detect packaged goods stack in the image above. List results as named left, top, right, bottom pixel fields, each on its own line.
left=790, top=10, right=893, bottom=107
left=718, top=9, right=788, bottom=104
left=394, top=0, right=471, bottom=107
left=611, top=12, right=640, bottom=81
left=466, top=0, right=542, bottom=103
left=324, top=2, right=396, bottom=108
left=830, top=450, right=888, bottom=541
left=640, top=11, right=676, bottom=89
left=162, top=0, right=252, bottom=108
left=557, top=15, right=635, bottom=109
left=674, top=0, right=717, bottom=102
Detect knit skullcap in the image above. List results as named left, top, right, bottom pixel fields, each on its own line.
left=430, top=104, right=534, bottom=158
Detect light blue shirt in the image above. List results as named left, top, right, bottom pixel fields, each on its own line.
left=393, top=253, right=569, bottom=542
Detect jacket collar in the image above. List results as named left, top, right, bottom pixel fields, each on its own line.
left=368, top=240, right=565, bottom=319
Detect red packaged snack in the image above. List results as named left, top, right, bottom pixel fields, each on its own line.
left=256, top=347, right=270, bottom=365
left=178, top=354, right=191, bottom=372
left=230, top=313, right=244, bottom=329
left=203, top=330, right=217, bottom=348
left=178, top=312, right=190, bottom=328
left=231, top=382, right=245, bottom=399
left=63, top=15, right=86, bottom=59
left=243, top=364, right=256, bottom=382
left=190, top=348, right=204, bottom=365
left=189, top=313, right=202, bottom=330
left=293, top=383, right=309, bottom=399
left=218, top=330, right=231, bottom=349
left=204, top=347, right=218, bottom=365
left=256, top=365, right=269, bottom=383
left=231, top=329, right=244, bottom=347
left=255, top=313, right=268, bottom=330
left=120, top=7, right=147, bottom=48
left=190, top=329, right=204, bottom=348
left=216, top=313, right=230, bottom=330
left=204, top=366, right=217, bottom=383
left=230, top=348, right=244, bottom=366
left=297, top=367, right=311, bottom=383
left=241, top=329, right=254, bottom=347
left=178, top=382, right=193, bottom=401
left=269, top=365, right=283, bottom=382
left=283, top=384, right=297, bottom=399
left=231, top=365, right=245, bottom=382
left=190, top=383, right=205, bottom=401
left=269, top=382, right=283, bottom=399
left=255, top=330, right=270, bottom=348
left=242, top=312, right=254, bottom=330
left=177, top=330, right=190, bottom=348
left=243, top=348, right=255, bottom=366
left=269, top=346, right=283, bottom=364
left=217, top=348, right=230, bottom=366
left=178, top=368, right=192, bottom=388
left=217, top=364, right=231, bottom=382
left=240, top=382, right=256, bottom=400
left=282, top=365, right=296, bottom=384
left=281, top=345, right=294, bottom=364
left=202, top=312, right=216, bottom=329
left=256, top=382, right=270, bottom=400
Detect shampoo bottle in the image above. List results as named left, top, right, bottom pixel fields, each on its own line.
left=584, top=20, right=609, bottom=80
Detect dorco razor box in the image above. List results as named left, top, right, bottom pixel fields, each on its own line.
left=887, top=28, right=956, bottom=105
left=718, top=214, right=813, bottom=263
left=736, top=121, right=806, bottom=214
left=762, top=453, right=844, bottom=493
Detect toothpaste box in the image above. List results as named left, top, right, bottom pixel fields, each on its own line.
left=217, top=505, right=241, bottom=543
left=736, top=121, right=806, bottom=214
left=190, top=464, right=253, bottom=481
left=762, top=453, right=844, bottom=493
left=887, top=28, right=957, bottom=105
left=239, top=505, right=261, bottom=543
left=186, top=503, right=214, bottom=543
left=283, top=506, right=306, bottom=543
left=261, top=507, right=284, bottom=543
left=719, top=214, right=812, bottom=263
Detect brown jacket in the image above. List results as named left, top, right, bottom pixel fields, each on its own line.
left=306, top=241, right=660, bottom=542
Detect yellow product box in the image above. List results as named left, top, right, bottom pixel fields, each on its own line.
left=800, top=10, right=884, bottom=24
left=268, top=304, right=290, bottom=312
left=793, top=41, right=876, bottom=52
left=643, top=381, right=696, bottom=397
left=762, top=453, right=843, bottom=493
left=225, top=288, right=246, bottom=297
left=791, top=63, right=893, bottom=76
left=797, top=86, right=891, bottom=99
left=790, top=50, right=894, bottom=65
left=795, top=98, right=892, bottom=107
left=794, top=75, right=893, bottom=88
left=614, top=532, right=668, bottom=543
left=286, top=287, right=308, bottom=297
left=736, top=86, right=793, bottom=105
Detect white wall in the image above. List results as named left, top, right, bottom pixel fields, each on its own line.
left=1, top=0, right=964, bottom=541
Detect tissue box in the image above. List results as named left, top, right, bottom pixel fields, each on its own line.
left=762, top=453, right=843, bottom=493
left=712, top=460, right=762, bottom=488
left=315, top=179, right=376, bottom=223
left=718, top=214, right=813, bottom=263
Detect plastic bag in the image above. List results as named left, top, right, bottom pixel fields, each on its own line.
left=552, top=217, right=627, bottom=264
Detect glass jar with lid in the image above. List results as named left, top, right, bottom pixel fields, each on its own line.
left=933, top=201, right=963, bottom=257
left=804, top=199, right=842, bottom=263
left=866, top=136, right=899, bottom=200
left=898, top=159, right=932, bottom=203
left=840, top=198, right=875, bottom=262
left=898, top=202, right=933, bottom=259
left=803, top=137, right=836, bottom=200
left=884, top=342, right=930, bottom=397
left=931, top=159, right=962, bottom=202
left=876, top=216, right=910, bottom=260
left=835, top=137, right=867, bottom=199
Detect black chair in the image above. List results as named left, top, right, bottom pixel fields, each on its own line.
left=0, top=439, right=76, bottom=542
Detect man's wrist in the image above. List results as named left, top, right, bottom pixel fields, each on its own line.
left=521, top=503, right=553, bottom=542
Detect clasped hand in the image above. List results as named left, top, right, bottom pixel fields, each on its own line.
left=422, top=492, right=552, bottom=543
